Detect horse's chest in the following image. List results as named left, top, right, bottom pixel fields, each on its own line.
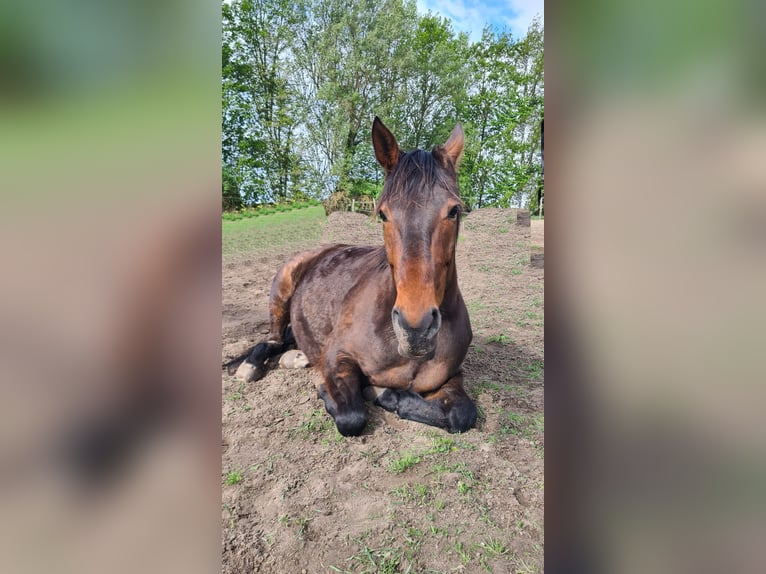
left=367, top=362, right=419, bottom=388
left=366, top=359, right=449, bottom=392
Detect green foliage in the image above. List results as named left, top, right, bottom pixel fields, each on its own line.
left=222, top=0, right=543, bottom=210
left=224, top=470, right=243, bottom=485
left=222, top=165, right=244, bottom=211
left=457, top=20, right=544, bottom=209
left=486, top=332, right=513, bottom=344
left=388, top=452, right=422, bottom=474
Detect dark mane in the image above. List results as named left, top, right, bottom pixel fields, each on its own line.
left=376, top=148, right=462, bottom=212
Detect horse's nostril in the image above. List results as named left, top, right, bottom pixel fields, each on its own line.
left=393, top=306, right=440, bottom=338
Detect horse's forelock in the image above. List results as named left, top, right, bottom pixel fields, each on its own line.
left=379, top=149, right=459, bottom=210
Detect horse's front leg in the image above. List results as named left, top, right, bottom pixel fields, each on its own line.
left=366, top=373, right=477, bottom=434
left=318, top=355, right=367, bottom=437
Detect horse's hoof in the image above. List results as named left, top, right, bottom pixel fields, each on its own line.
left=235, top=361, right=263, bottom=382
left=279, top=350, right=309, bottom=369
left=447, top=400, right=478, bottom=433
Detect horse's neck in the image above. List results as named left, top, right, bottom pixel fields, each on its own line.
left=443, top=262, right=461, bottom=303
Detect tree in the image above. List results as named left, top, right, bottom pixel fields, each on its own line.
left=222, top=0, right=305, bottom=205
left=220, top=0, right=543, bottom=210
left=294, top=0, right=418, bottom=197
left=222, top=165, right=244, bottom=210
left=457, top=21, right=544, bottom=210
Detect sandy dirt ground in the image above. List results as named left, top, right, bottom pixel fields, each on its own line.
left=222, top=209, right=544, bottom=573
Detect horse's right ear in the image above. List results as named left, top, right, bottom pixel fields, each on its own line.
left=372, top=116, right=400, bottom=174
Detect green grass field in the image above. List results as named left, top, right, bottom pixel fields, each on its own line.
left=222, top=205, right=326, bottom=257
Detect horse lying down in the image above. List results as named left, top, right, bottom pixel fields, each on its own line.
left=233, top=117, right=477, bottom=437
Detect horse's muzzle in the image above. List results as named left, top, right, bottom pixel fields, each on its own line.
left=392, top=306, right=441, bottom=358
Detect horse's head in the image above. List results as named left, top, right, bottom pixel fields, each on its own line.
left=372, top=116, right=464, bottom=359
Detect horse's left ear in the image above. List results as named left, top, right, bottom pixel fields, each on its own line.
left=440, top=123, right=464, bottom=167
left=372, top=116, right=400, bottom=174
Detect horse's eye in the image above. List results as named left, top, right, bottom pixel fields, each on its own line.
left=447, top=205, right=461, bottom=219
left=378, top=211, right=388, bottom=223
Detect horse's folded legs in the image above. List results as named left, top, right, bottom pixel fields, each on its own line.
left=317, top=359, right=368, bottom=437
left=235, top=339, right=284, bottom=382
left=317, top=383, right=367, bottom=436
left=371, top=375, right=477, bottom=434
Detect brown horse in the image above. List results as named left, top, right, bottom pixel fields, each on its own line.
left=234, top=117, right=477, bottom=436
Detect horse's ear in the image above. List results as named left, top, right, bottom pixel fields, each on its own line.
left=372, top=116, right=400, bottom=174
left=440, top=123, right=465, bottom=167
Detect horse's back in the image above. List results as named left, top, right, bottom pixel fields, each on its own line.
left=287, top=244, right=387, bottom=362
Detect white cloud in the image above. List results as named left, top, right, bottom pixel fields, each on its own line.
left=415, top=0, right=543, bottom=42
left=502, top=0, right=544, bottom=37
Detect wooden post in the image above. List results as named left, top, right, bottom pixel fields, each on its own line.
left=351, top=199, right=356, bottom=213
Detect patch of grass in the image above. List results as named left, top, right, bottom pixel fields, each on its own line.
left=472, top=379, right=506, bottom=393
left=278, top=513, right=314, bottom=540
left=486, top=332, right=513, bottom=344
left=222, top=200, right=321, bottom=221
left=466, top=300, right=487, bottom=314
left=498, top=411, right=544, bottom=441
left=511, top=268, right=523, bottom=275
left=452, top=541, right=472, bottom=564
left=224, top=470, right=243, bottom=485
left=387, top=434, right=469, bottom=475
left=222, top=205, right=326, bottom=257
left=293, top=409, right=335, bottom=439
left=509, top=385, right=531, bottom=400
left=295, top=516, right=312, bottom=540
left=391, top=483, right=430, bottom=505
left=388, top=452, right=422, bottom=474
left=479, top=264, right=491, bottom=272
left=224, top=383, right=245, bottom=402
left=481, top=537, right=509, bottom=557
left=457, top=480, right=472, bottom=495
left=498, top=226, right=509, bottom=233
left=346, top=545, right=403, bottom=574
left=405, top=526, right=425, bottom=545
left=521, top=360, right=544, bottom=381
left=391, top=484, right=416, bottom=502
left=321, top=427, right=345, bottom=445
left=429, top=525, right=449, bottom=537
left=425, top=435, right=458, bottom=454
left=432, top=461, right=475, bottom=481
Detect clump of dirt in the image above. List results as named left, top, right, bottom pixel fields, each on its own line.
left=222, top=209, right=544, bottom=573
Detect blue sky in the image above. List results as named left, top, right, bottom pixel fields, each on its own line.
left=415, top=0, right=543, bottom=42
